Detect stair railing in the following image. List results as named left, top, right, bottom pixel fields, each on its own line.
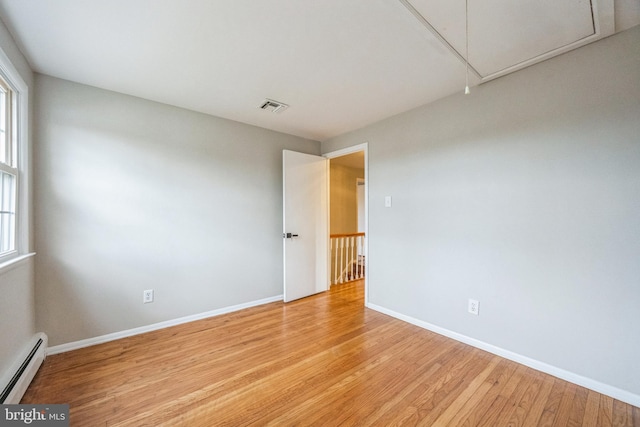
left=329, top=233, right=365, bottom=285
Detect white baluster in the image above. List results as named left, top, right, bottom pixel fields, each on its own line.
left=355, top=236, right=361, bottom=279
left=349, top=236, right=355, bottom=281
left=333, top=237, right=339, bottom=285
left=329, top=237, right=335, bottom=285
left=359, top=235, right=365, bottom=279
left=340, top=237, right=344, bottom=283
left=344, top=237, right=349, bottom=283
left=344, top=237, right=350, bottom=282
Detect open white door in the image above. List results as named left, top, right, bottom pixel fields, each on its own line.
left=283, top=150, right=328, bottom=302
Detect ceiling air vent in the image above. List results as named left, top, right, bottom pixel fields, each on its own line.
left=258, top=99, right=289, bottom=113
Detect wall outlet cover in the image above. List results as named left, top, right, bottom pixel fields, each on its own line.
left=143, top=289, right=154, bottom=304
left=468, top=299, right=479, bottom=315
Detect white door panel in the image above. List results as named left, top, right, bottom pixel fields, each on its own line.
left=283, top=150, right=328, bottom=302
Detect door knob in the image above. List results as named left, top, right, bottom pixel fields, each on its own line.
left=283, top=233, right=299, bottom=238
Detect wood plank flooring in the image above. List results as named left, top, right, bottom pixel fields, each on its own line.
left=22, top=280, right=639, bottom=426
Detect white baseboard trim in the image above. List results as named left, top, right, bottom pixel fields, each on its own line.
left=48, top=295, right=283, bottom=355
left=0, top=332, right=47, bottom=404
left=366, top=302, right=640, bottom=408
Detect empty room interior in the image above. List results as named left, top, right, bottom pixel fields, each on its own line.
left=0, top=0, right=639, bottom=425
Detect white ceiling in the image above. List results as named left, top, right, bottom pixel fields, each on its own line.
left=0, top=0, right=637, bottom=141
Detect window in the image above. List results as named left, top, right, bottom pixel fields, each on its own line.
left=0, top=48, right=27, bottom=263
left=0, top=76, right=16, bottom=256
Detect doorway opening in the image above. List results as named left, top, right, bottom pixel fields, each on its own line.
left=282, top=143, right=368, bottom=304
left=324, top=143, right=368, bottom=302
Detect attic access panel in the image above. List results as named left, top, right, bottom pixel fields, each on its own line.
left=403, top=0, right=614, bottom=80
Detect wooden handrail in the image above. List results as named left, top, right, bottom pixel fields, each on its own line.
left=330, top=232, right=365, bottom=238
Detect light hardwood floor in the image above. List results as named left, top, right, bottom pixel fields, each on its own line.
left=23, top=280, right=639, bottom=426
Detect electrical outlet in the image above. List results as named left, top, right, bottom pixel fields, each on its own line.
left=143, top=289, right=154, bottom=304
left=468, top=299, right=479, bottom=315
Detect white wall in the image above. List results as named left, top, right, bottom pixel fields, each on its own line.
left=34, top=75, right=319, bottom=346
left=322, top=26, right=640, bottom=399
left=0, top=259, right=35, bottom=387
left=0, top=18, right=35, bottom=393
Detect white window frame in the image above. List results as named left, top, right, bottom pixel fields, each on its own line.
left=0, top=45, right=30, bottom=267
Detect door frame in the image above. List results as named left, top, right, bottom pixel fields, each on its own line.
left=323, top=142, right=369, bottom=304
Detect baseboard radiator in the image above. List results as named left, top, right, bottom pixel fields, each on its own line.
left=0, top=332, right=48, bottom=404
